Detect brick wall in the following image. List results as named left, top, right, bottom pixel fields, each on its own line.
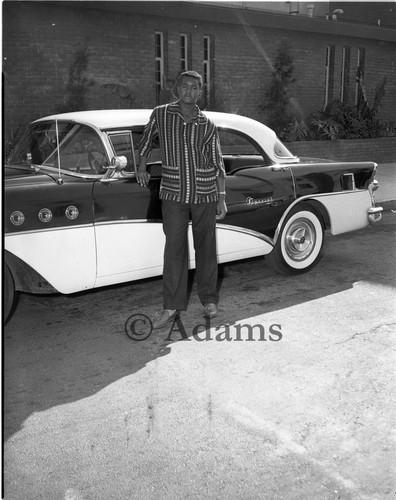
left=286, top=137, right=396, bottom=163
left=3, top=2, right=396, bottom=143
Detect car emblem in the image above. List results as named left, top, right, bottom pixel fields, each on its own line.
left=38, top=208, right=53, bottom=223
left=10, top=211, right=25, bottom=226
left=65, top=205, right=79, bottom=220
left=246, top=196, right=273, bottom=205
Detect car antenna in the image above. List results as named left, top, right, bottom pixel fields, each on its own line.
left=55, top=117, right=63, bottom=185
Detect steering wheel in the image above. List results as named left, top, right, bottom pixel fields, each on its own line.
left=88, top=151, right=107, bottom=174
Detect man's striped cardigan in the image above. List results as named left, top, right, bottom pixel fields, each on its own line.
left=139, top=102, right=226, bottom=204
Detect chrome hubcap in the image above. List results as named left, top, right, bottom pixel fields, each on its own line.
left=285, top=219, right=316, bottom=262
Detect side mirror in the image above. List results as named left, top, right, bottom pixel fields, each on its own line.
left=111, top=155, right=128, bottom=171
left=100, top=156, right=128, bottom=182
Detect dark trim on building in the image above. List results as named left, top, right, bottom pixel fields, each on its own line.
left=51, top=1, right=396, bottom=43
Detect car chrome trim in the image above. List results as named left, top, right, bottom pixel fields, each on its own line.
left=368, top=206, right=383, bottom=225
left=93, top=218, right=274, bottom=245
left=94, top=219, right=162, bottom=226
left=36, top=165, right=104, bottom=179
left=6, top=162, right=105, bottom=180
left=65, top=205, right=80, bottom=220
left=38, top=208, right=53, bottom=223
left=10, top=211, right=25, bottom=226
left=5, top=223, right=93, bottom=237
left=215, top=222, right=273, bottom=245
left=368, top=179, right=380, bottom=207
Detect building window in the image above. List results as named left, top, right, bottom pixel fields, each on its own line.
left=155, top=31, right=165, bottom=104
left=355, top=47, right=366, bottom=106
left=180, top=34, right=189, bottom=72
left=340, top=46, right=351, bottom=103
left=324, top=45, right=335, bottom=108
left=203, top=36, right=212, bottom=106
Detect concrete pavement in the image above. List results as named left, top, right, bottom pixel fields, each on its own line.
left=4, top=215, right=396, bottom=500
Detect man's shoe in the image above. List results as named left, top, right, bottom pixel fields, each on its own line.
left=153, top=309, right=179, bottom=329
left=203, top=303, right=218, bottom=319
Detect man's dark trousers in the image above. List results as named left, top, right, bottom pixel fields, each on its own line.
left=162, top=200, right=219, bottom=311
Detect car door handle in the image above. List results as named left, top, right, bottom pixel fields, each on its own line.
left=271, top=166, right=289, bottom=172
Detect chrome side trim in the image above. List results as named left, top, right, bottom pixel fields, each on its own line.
left=6, top=218, right=273, bottom=246
left=94, top=218, right=274, bottom=245
left=5, top=223, right=93, bottom=237
left=215, top=222, right=273, bottom=245
left=6, top=220, right=163, bottom=236
left=29, top=164, right=103, bottom=180
left=94, top=219, right=162, bottom=226
left=297, top=189, right=365, bottom=201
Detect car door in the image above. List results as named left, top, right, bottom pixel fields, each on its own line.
left=219, top=128, right=295, bottom=237
left=92, top=129, right=165, bottom=288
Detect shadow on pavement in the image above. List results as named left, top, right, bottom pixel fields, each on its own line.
left=3, top=215, right=395, bottom=441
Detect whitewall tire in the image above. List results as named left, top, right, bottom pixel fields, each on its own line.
left=266, top=204, right=325, bottom=275
left=4, top=264, right=15, bottom=322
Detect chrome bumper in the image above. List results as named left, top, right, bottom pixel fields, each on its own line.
left=368, top=178, right=382, bottom=225
left=368, top=206, right=383, bottom=225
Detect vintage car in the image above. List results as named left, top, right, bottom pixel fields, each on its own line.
left=4, top=109, right=383, bottom=320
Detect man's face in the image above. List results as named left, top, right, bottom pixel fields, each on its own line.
left=178, top=76, right=201, bottom=105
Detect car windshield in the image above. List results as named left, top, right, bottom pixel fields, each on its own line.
left=7, top=121, right=109, bottom=175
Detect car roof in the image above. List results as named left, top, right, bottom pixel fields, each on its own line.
left=33, top=109, right=154, bottom=129
left=33, top=109, right=298, bottom=163
left=33, top=109, right=274, bottom=132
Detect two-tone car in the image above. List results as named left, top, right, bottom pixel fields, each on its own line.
left=4, top=109, right=383, bottom=321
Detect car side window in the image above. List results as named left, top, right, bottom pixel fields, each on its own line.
left=217, top=128, right=270, bottom=174
left=109, top=131, right=135, bottom=172
left=42, top=124, right=108, bottom=174
left=133, top=130, right=162, bottom=173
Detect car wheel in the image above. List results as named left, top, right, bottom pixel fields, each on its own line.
left=4, top=264, right=15, bottom=322
left=267, top=204, right=325, bottom=275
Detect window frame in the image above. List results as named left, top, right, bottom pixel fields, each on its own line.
left=340, top=46, right=351, bottom=103
left=217, top=127, right=272, bottom=173
left=108, top=130, right=136, bottom=173
left=355, top=47, right=366, bottom=106
left=324, top=45, right=335, bottom=109
left=203, top=35, right=212, bottom=106
left=155, top=31, right=165, bottom=105
left=180, top=33, right=189, bottom=72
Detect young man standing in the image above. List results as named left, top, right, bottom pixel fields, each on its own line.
left=137, top=71, right=227, bottom=329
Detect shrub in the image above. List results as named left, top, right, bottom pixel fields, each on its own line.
left=308, top=74, right=387, bottom=140
left=261, top=40, right=297, bottom=134
left=280, top=118, right=309, bottom=142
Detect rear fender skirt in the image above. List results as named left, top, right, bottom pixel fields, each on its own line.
left=275, top=190, right=373, bottom=241
left=4, top=225, right=97, bottom=294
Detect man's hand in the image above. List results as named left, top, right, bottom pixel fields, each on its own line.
left=136, top=155, right=151, bottom=187
left=216, top=197, right=227, bottom=220
left=136, top=170, right=151, bottom=187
